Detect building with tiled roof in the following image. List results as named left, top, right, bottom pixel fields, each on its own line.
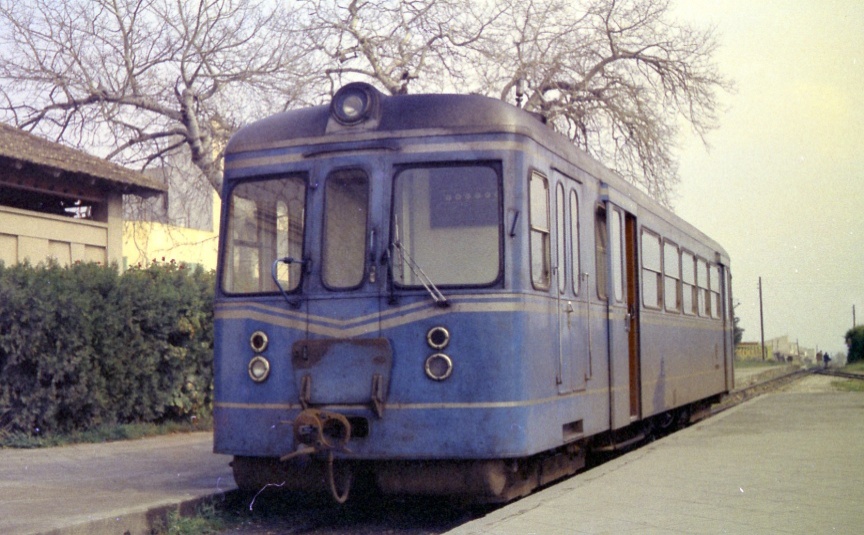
left=0, top=123, right=166, bottom=267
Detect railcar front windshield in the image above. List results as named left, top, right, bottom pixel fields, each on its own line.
left=392, top=164, right=502, bottom=287
left=221, top=175, right=306, bottom=294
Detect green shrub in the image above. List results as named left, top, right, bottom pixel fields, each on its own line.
left=0, top=260, right=214, bottom=438
left=846, top=325, right=864, bottom=364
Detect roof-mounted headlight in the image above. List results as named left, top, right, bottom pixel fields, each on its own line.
left=331, top=82, right=380, bottom=126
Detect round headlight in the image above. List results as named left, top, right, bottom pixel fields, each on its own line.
left=249, top=331, right=268, bottom=353
left=426, top=326, right=450, bottom=350
left=425, top=353, right=454, bottom=381
left=248, top=356, right=271, bottom=383
left=331, top=83, right=379, bottom=125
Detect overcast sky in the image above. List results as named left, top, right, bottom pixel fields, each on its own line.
left=670, top=0, right=864, bottom=355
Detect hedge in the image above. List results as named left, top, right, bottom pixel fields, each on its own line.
left=0, top=260, right=214, bottom=437
left=846, top=325, right=864, bottom=364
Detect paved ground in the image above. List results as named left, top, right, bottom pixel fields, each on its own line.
left=1, top=366, right=854, bottom=535
left=446, top=374, right=864, bottom=535
left=0, top=432, right=233, bottom=535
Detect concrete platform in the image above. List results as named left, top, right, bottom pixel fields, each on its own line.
left=447, top=385, right=864, bottom=534
left=0, top=366, right=844, bottom=535
left=0, top=432, right=233, bottom=535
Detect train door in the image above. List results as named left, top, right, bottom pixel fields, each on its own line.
left=603, top=201, right=641, bottom=429
left=554, top=174, right=587, bottom=394
left=306, top=167, right=382, bottom=338
left=297, top=165, right=392, bottom=413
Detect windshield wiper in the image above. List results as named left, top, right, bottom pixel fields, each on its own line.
left=390, top=241, right=449, bottom=307
left=271, top=257, right=310, bottom=309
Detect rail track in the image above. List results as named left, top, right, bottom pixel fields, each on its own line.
left=813, top=368, right=864, bottom=381
left=710, top=367, right=811, bottom=415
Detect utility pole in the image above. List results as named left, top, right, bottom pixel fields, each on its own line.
left=854, top=304, right=857, bottom=328
left=759, top=277, right=766, bottom=360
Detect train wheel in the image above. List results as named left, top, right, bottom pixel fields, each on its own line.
left=655, top=411, right=676, bottom=433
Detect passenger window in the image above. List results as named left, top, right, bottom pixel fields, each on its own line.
left=710, top=265, right=721, bottom=319
left=610, top=208, right=623, bottom=302
left=697, top=258, right=709, bottom=316
left=681, top=251, right=696, bottom=315
left=556, top=183, right=566, bottom=294
left=664, top=241, right=680, bottom=312
left=641, top=230, right=662, bottom=309
left=595, top=206, right=608, bottom=300
left=569, top=191, right=580, bottom=295
left=323, top=170, right=369, bottom=289
left=529, top=172, right=551, bottom=290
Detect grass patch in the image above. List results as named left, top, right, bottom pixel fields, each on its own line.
left=833, top=380, right=864, bottom=393
left=157, top=502, right=224, bottom=535
left=0, top=415, right=212, bottom=449
left=843, top=361, right=864, bottom=374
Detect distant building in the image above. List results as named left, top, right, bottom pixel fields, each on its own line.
left=735, top=341, right=765, bottom=360
left=0, top=123, right=165, bottom=267
left=767, top=335, right=814, bottom=364
left=122, top=162, right=220, bottom=270
left=736, top=335, right=815, bottom=364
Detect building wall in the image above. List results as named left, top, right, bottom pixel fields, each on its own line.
left=122, top=193, right=220, bottom=270
left=0, top=194, right=123, bottom=266
left=735, top=342, right=765, bottom=360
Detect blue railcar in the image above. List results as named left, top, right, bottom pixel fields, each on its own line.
left=213, top=83, right=734, bottom=503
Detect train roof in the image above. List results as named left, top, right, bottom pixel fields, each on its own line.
left=226, top=86, right=562, bottom=154
left=225, top=83, right=728, bottom=263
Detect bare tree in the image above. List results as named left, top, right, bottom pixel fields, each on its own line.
left=305, top=0, right=730, bottom=206
left=0, top=0, right=315, bottom=195
left=299, top=0, right=504, bottom=96
left=0, top=0, right=729, bottom=206
left=470, top=0, right=731, bottom=206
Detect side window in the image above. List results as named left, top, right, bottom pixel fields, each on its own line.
left=595, top=205, right=608, bottom=300
left=697, top=258, right=709, bottom=316
left=569, top=191, right=580, bottom=296
left=710, top=264, right=721, bottom=319
left=663, top=241, right=680, bottom=312
left=556, top=183, right=566, bottom=294
left=641, top=230, right=662, bottom=309
left=529, top=172, right=551, bottom=290
left=681, top=251, right=696, bottom=315
left=610, top=208, right=623, bottom=302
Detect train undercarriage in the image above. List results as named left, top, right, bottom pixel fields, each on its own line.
left=230, top=395, right=721, bottom=504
